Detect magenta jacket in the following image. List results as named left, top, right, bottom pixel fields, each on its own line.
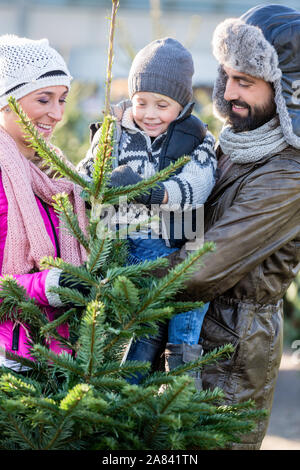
left=0, top=171, right=69, bottom=362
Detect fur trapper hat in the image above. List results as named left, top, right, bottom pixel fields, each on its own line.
left=212, top=4, right=300, bottom=149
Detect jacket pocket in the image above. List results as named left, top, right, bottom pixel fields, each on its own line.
left=201, top=313, right=239, bottom=353
left=200, top=312, right=241, bottom=397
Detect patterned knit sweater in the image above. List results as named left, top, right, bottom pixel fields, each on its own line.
left=77, top=101, right=217, bottom=210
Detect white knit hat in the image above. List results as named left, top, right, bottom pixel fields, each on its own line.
left=0, top=34, right=72, bottom=109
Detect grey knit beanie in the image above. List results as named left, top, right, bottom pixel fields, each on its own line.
left=0, top=34, right=72, bottom=109
left=128, top=37, right=194, bottom=107
left=211, top=4, right=300, bottom=149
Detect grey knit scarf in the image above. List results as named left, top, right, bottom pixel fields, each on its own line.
left=219, top=117, right=289, bottom=164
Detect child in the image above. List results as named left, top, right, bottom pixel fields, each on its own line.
left=78, top=38, right=217, bottom=388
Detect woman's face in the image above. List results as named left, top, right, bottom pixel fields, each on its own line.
left=0, top=85, right=68, bottom=157
left=132, top=92, right=182, bottom=137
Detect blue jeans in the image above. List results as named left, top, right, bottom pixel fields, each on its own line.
left=125, top=237, right=209, bottom=383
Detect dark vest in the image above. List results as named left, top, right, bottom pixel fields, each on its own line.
left=159, top=113, right=207, bottom=172
left=159, top=114, right=207, bottom=247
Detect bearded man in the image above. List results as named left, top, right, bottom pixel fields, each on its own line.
left=171, top=4, right=300, bottom=450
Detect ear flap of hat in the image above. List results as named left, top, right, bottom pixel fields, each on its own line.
left=212, top=65, right=230, bottom=123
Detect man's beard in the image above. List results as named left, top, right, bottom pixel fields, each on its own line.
left=226, top=97, right=277, bottom=132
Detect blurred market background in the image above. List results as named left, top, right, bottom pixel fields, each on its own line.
left=0, top=0, right=299, bottom=448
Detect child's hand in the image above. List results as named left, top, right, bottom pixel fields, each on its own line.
left=109, top=165, right=166, bottom=206
left=109, top=165, right=143, bottom=187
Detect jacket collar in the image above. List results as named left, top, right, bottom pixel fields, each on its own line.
left=208, top=145, right=299, bottom=204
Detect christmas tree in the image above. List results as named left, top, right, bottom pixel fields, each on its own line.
left=0, top=1, right=265, bottom=451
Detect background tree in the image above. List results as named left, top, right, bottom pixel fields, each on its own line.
left=0, top=96, right=264, bottom=450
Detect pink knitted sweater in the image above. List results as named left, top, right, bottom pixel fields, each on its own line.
left=0, top=127, right=88, bottom=367
left=0, top=127, right=87, bottom=274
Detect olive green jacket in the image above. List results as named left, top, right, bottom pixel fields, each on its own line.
left=172, top=146, right=300, bottom=449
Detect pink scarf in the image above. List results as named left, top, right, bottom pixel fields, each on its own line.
left=0, top=127, right=88, bottom=275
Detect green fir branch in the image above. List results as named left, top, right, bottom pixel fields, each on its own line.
left=105, top=256, right=169, bottom=281
left=155, top=347, right=232, bottom=391
left=87, top=235, right=113, bottom=274
left=181, top=429, right=229, bottom=450
left=8, top=96, right=91, bottom=190
left=136, top=306, right=174, bottom=324
left=191, top=344, right=234, bottom=369
left=102, top=242, right=215, bottom=353
left=59, top=383, right=90, bottom=411
left=140, top=242, right=215, bottom=312
left=0, top=1, right=264, bottom=451
left=102, top=156, right=190, bottom=205
left=145, top=376, right=193, bottom=447
left=192, top=387, right=225, bottom=404
left=165, top=344, right=235, bottom=378
left=20, top=396, right=59, bottom=416
left=43, top=383, right=90, bottom=450
left=0, top=372, right=39, bottom=397
left=0, top=277, right=47, bottom=337
left=93, top=359, right=151, bottom=379
left=101, top=239, right=213, bottom=352
left=76, top=302, right=107, bottom=379
left=101, top=291, right=133, bottom=325
left=111, top=385, right=158, bottom=416
left=47, top=285, right=91, bottom=307
left=0, top=276, right=33, bottom=319
left=32, top=345, right=85, bottom=379
left=164, top=300, right=205, bottom=314
left=40, top=256, right=98, bottom=288
left=111, top=276, right=140, bottom=308
left=92, top=115, right=116, bottom=199
left=0, top=405, right=37, bottom=449
left=0, top=351, right=37, bottom=372
left=39, top=323, right=76, bottom=353
left=40, top=309, right=77, bottom=337
left=68, top=408, right=127, bottom=429
left=104, top=0, right=120, bottom=116
left=88, top=376, right=126, bottom=390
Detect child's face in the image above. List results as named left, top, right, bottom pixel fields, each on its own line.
left=132, top=92, right=183, bottom=137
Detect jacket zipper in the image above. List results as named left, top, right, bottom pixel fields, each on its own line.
left=11, top=197, right=60, bottom=352
left=158, top=121, right=175, bottom=171
left=12, top=324, right=20, bottom=351
left=36, top=196, right=61, bottom=258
